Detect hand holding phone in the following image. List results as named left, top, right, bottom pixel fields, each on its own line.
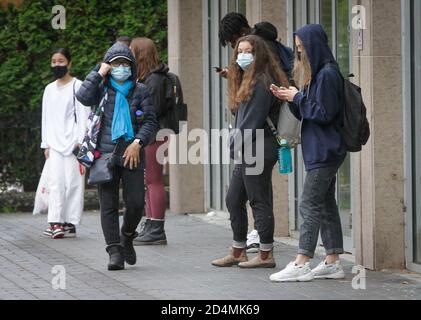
left=214, top=66, right=223, bottom=73
left=271, top=84, right=289, bottom=91
left=270, top=84, right=286, bottom=101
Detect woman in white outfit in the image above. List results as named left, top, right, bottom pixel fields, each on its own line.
left=41, top=48, right=90, bottom=239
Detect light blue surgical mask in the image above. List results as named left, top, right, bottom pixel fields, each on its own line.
left=236, top=53, right=254, bottom=70
left=111, top=65, right=132, bottom=82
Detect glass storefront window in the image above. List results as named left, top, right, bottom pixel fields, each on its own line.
left=336, top=0, right=350, bottom=77
left=336, top=0, right=352, bottom=238
left=292, top=0, right=353, bottom=248
left=320, top=0, right=333, bottom=44
left=412, top=0, right=421, bottom=264
left=206, top=0, right=246, bottom=211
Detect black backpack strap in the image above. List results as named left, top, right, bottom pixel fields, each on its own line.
left=324, top=63, right=345, bottom=130
left=73, top=80, right=77, bottom=123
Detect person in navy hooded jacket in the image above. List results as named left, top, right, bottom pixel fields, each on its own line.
left=270, top=24, right=347, bottom=282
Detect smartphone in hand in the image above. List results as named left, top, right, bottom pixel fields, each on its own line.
left=214, top=66, right=223, bottom=73
left=271, top=84, right=289, bottom=91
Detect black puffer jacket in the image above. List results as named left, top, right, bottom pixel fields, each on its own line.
left=76, top=43, right=157, bottom=154
left=140, top=63, right=169, bottom=128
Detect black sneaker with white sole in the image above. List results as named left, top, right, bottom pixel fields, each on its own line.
left=63, top=223, right=76, bottom=238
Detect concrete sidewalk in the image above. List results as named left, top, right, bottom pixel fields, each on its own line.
left=0, top=211, right=420, bottom=300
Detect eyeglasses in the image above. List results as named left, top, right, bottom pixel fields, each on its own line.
left=110, top=61, right=130, bottom=67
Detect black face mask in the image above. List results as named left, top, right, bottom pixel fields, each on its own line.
left=52, top=65, right=68, bottom=79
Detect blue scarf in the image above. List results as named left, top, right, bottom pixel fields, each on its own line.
left=110, top=78, right=134, bottom=143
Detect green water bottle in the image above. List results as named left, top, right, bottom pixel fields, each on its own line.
left=279, top=139, right=293, bottom=174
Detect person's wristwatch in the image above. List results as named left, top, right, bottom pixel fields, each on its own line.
left=134, top=139, right=143, bottom=147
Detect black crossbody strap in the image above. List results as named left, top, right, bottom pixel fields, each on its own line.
left=266, top=117, right=281, bottom=145
left=73, top=80, right=77, bottom=123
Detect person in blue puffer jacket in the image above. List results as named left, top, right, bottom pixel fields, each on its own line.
left=76, top=42, right=157, bottom=271
left=270, top=24, right=348, bottom=282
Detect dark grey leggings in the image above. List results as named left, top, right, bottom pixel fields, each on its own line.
left=298, top=165, right=344, bottom=258
left=225, top=160, right=277, bottom=251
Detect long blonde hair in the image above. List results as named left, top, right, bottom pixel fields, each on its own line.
left=292, top=37, right=312, bottom=90
left=130, top=37, right=160, bottom=81
left=228, top=35, right=289, bottom=112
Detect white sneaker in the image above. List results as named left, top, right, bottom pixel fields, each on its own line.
left=246, top=230, right=260, bottom=253
left=270, top=261, right=314, bottom=282
left=311, top=260, right=345, bottom=279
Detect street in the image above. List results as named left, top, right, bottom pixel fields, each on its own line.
left=0, top=212, right=420, bottom=300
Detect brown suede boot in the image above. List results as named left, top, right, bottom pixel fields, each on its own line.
left=238, top=250, right=276, bottom=269
left=211, top=247, right=248, bottom=267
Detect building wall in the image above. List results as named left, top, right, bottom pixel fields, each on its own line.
left=168, top=0, right=205, bottom=214
left=351, top=0, right=405, bottom=270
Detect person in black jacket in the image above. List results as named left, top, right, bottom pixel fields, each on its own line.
left=76, top=42, right=157, bottom=271
left=218, top=13, right=294, bottom=253
left=211, top=35, right=290, bottom=269
left=130, top=37, right=169, bottom=246
left=218, top=12, right=293, bottom=79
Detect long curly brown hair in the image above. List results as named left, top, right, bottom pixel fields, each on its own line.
left=228, top=35, right=289, bottom=112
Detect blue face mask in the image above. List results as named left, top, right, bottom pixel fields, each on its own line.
left=236, top=53, right=254, bottom=70
left=111, top=65, right=132, bottom=82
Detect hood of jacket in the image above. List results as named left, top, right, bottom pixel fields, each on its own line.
left=150, top=63, right=169, bottom=76
left=294, top=24, right=337, bottom=77
left=251, top=22, right=293, bottom=77
left=251, top=21, right=278, bottom=41
left=103, top=42, right=137, bottom=81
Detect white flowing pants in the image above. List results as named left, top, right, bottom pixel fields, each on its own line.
left=47, top=149, right=85, bottom=225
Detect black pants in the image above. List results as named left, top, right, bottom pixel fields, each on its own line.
left=98, top=158, right=145, bottom=246
left=225, top=159, right=277, bottom=250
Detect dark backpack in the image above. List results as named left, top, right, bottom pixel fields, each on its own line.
left=162, top=72, right=187, bottom=134
left=327, top=64, right=370, bottom=152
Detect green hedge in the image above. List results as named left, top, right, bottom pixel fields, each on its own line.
left=0, top=0, right=167, bottom=191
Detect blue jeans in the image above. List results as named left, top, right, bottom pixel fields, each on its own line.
left=298, top=165, right=344, bottom=258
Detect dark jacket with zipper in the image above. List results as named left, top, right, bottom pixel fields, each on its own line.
left=76, top=42, right=157, bottom=155
left=140, top=63, right=169, bottom=130
left=230, top=80, right=279, bottom=164
left=290, top=24, right=347, bottom=171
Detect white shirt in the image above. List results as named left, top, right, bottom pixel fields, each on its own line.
left=41, top=78, right=91, bottom=156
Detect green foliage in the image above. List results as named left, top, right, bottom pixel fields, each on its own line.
left=0, top=0, right=167, bottom=191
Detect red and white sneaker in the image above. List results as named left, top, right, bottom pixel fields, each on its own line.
left=43, top=224, right=54, bottom=237
left=51, top=224, right=65, bottom=239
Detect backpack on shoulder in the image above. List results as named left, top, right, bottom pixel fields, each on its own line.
left=326, top=63, right=370, bottom=152
left=338, top=75, right=370, bottom=152
left=162, top=72, right=188, bottom=134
